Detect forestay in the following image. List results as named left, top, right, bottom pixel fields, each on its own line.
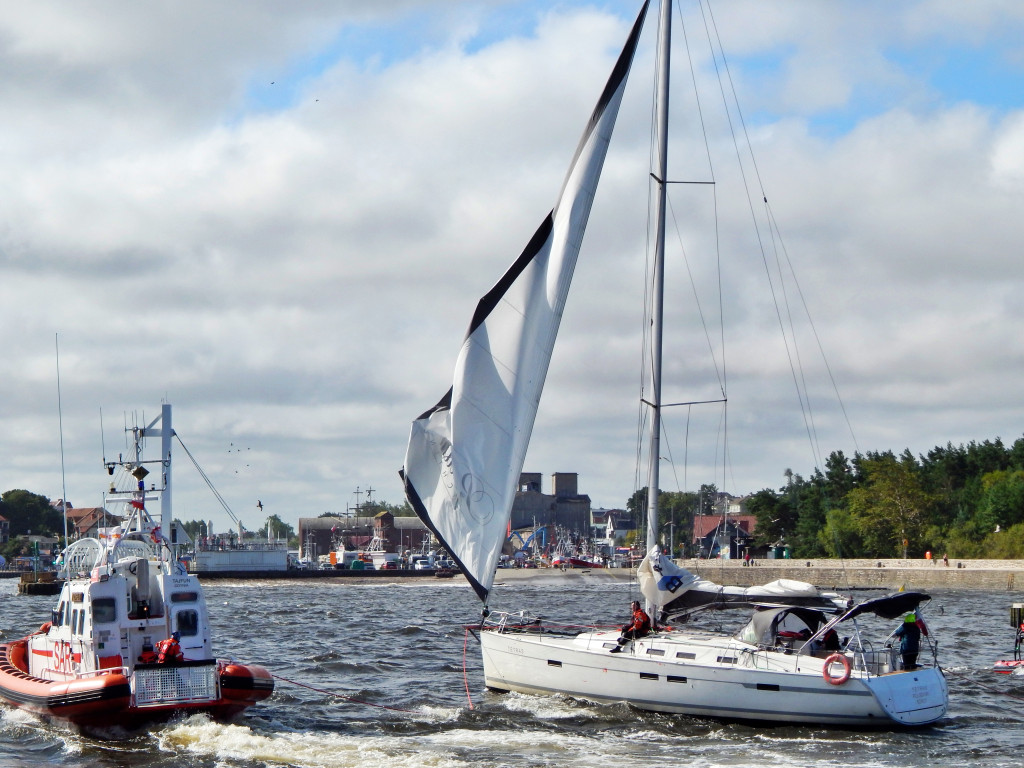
left=401, top=2, right=649, bottom=602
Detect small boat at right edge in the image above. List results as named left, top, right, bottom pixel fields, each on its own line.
left=992, top=603, right=1024, bottom=674
left=400, top=0, right=948, bottom=727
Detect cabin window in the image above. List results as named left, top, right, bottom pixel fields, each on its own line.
left=176, top=609, right=199, bottom=637
left=77, top=609, right=85, bottom=635
left=171, top=591, right=199, bottom=603
left=55, top=602, right=67, bottom=626
left=93, top=597, right=117, bottom=624
left=70, top=609, right=79, bottom=634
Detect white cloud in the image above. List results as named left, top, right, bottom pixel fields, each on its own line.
left=1, top=1, right=1023, bottom=534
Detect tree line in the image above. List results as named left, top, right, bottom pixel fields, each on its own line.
left=6, top=434, right=1024, bottom=561
left=625, top=436, right=1024, bottom=560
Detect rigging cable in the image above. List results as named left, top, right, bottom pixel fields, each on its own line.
left=173, top=433, right=244, bottom=531
left=700, top=0, right=858, bottom=461
left=270, top=673, right=415, bottom=714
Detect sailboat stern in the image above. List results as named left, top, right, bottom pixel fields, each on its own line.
left=862, top=667, right=948, bottom=726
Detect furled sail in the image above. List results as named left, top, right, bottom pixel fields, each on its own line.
left=638, top=550, right=850, bottom=621
left=402, top=2, right=649, bottom=602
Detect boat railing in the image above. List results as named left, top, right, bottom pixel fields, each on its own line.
left=40, top=663, right=129, bottom=680
left=852, top=646, right=896, bottom=676
left=133, top=659, right=220, bottom=707
left=484, top=611, right=611, bottom=639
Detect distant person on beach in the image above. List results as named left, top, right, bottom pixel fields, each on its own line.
left=611, top=600, right=650, bottom=652
left=943, top=553, right=949, bottom=567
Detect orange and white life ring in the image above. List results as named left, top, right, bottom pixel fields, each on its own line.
left=822, top=653, right=851, bottom=685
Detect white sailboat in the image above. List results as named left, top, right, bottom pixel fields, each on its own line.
left=402, top=0, right=948, bottom=727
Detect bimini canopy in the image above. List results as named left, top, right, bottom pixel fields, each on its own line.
left=735, top=606, right=831, bottom=647
left=839, top=592, right=931, bottom=623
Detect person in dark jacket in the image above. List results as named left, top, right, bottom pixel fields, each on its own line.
left=611, top=600, right=651, bottom=653
left=893, top=613, right=925, bottom=670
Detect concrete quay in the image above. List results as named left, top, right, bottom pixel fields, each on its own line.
left=492, top=559, right=1024, bottom=592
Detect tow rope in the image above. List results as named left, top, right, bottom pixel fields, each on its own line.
left=270, top=673, right=415, bottom=713
left=944, top=667, right=1024, bottom=701
left=463, top=627, right=474, bottom=710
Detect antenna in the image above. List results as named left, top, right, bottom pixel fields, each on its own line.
left=55, top=333, right=69, bottom=547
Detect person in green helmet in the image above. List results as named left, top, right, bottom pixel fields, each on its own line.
left=893, top=612, right=924, bottom=670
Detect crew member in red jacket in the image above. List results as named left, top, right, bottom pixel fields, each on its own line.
left=611, top=600, right=651, bottom=653
left=156, top=631, right=184, bottom=664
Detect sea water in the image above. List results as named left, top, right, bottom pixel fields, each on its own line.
left=0, top=575, right=1021, bottom=768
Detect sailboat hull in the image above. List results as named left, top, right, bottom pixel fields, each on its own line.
left=479, top=628, right=947, bottom=727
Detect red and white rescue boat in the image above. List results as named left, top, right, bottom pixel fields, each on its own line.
left=0, top=404, right=273, bottom=728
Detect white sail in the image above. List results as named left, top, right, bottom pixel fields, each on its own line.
left=402, top=3, right=649, bottom=602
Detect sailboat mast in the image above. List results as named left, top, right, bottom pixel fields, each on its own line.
left=645, top=0, right=672, bottom=559
left=55, top=333, right=69, bottom=548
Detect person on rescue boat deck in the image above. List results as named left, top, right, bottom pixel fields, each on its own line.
left=156, top=631, right=184, bottom=664
left=611, top=600, right=651, bottom=652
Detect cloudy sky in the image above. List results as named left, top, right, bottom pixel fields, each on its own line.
left=2, top=0, right=1023, bottom=535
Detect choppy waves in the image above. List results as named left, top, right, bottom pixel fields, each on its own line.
left=3, top=580, right=1024, bottom=767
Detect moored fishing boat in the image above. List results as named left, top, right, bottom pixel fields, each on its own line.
left=0, top=404, right=273, bottom=728
left=401, top=0, right=948, bottom=726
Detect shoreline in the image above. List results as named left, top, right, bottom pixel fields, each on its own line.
left=8, top=559, right=1022, bottom=591
left=490, top=558, right=1024, bottom=591
left=191, top=558, right=1024, bottom=591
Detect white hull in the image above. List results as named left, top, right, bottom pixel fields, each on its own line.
left=479, top=628, right=947, bottom=727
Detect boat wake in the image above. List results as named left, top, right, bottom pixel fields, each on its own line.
left=159, top=713, right=470, bottom=767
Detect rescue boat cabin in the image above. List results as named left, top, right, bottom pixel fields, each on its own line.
left=29, top=533, right=213, bottom=681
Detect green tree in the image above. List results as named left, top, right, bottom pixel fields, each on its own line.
left=819, top=508, right=864, bottom=557
left=790, top=472, right=830, bottom=558
left=746, top=488, right=784, bottom=547
left=383, top=500, right=416, bottom=517
left=255, top=514, right=296, bottom=541
left=846, top=453, right=934, bottom=557
left=626, top=488, right=647, bottom=519
left=975, top=470, right=1024, bottom=533
left=657, top=490, right=697, bottom=556
left=698, top=484, right=718, bottom=516
left=1, top=489, right=62, bottom=537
